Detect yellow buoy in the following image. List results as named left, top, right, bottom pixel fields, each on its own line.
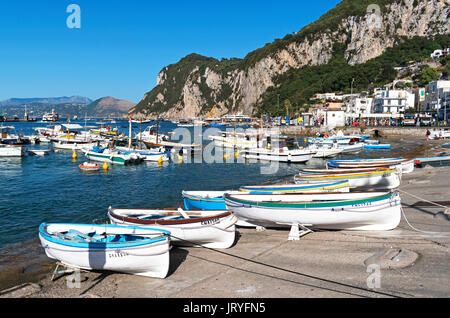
left=158, top=155, right=163, bottom=165
left=103, top=160, right=109, bottom=170
left=72, top=150, right=77, bottom=160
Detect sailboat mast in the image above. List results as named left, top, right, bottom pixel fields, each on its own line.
left=128, top=115, right=132, bottom=148
left=140, top=119, right=142, bottom=150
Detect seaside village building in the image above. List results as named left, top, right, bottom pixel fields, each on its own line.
left=419, top=80, right=450, bottom=121
left=373, top=88, right=415, bottom=114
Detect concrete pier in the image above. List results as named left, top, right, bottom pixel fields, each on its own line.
left=280, top=126, right=442, bottom=138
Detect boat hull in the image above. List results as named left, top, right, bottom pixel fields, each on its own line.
left=294, top=169, right=401, bottom=190
left=39, top=223, right=170, bottom=278
left=224, top=192, right=401, bottom=231
left=0, top=145, right=26, bottom=157
left=183, top=191, right=227, bottom=210
left=241, top=149, right=314, bottom=163
left=327, top=158, right=414, bottom=174
left=108, top=209, right=237, bottom=249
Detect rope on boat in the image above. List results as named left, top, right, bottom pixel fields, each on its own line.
left=398, top=189, right=450, bottom=210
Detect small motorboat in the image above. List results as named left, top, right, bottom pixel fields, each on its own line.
left=364, top=144, right=391, bottom=150
left=79, top=162, right=100, bottom=172
left=39, top=223, right=171, bottom=278
left=28, top=149, right=51, bottom=156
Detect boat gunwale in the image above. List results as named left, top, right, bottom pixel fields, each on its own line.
left=224, top=192, right=396, bottom=209
left=108, top=209, right=232, bottom=225
left=40, top=223, right=170, bottom=249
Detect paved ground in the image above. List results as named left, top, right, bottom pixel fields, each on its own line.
left=2, top=159, right=448, bottom=299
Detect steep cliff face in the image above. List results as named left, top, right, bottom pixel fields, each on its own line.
left=130, top=0, right=449, bottom=119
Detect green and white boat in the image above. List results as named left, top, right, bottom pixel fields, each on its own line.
left=83, top=146, right=143, bottom=165
left=224, top=191, right=401, bottom=231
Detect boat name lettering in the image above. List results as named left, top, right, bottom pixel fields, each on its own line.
left=351, top=202, right=372, bottom=207
left=108, top=252, right=127, bottom=258
left=201, top=218, right=220, bottom=226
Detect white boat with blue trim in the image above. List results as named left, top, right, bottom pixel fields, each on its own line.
left=295, top=167, right=401, bottom=190
left=327, top=157, right=414, bottom=174
left=39, top=223, right=171, bottom=278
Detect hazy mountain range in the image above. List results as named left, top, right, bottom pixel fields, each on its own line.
left=0, top=96, right=135, bottom=118
left=0, top=96, right=92, bottom=107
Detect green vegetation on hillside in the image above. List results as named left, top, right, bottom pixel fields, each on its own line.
left=256, top=35, right=450, bottom=116
left=241, top=0, right=401, bottom=70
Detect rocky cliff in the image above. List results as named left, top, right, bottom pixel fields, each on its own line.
left=130, top=0, right=449, bottom=119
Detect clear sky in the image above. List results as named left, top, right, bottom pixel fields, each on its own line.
left=0, top=0, right=341, bottom=103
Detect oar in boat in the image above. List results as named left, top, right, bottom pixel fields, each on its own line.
left=178, top=207, right=191, bottom=219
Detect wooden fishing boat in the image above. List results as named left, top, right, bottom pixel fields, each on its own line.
left=364, top=144, right=391, bottom=150
left=183, top=191, right=229, bottom=210
left=238, top=181, right=350, bottom=193
left=182, top=181, right=352, bottom=211
left=223, top=191, right=401, bottom=231
left=294, top=168, right=401, bottom=190
left=108, top=208, right=237, bottom=249
left=39, top=223, right=170, bottom=278
left=300, top=167, right=383, bottom=174
left=241, top=147, right=315, bottom=163
left=414, top=155, right=450, bottom=167
left=327, top=158, right=414, bottom=174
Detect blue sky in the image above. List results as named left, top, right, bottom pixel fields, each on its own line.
left=0, top=0, right=341, bottom=103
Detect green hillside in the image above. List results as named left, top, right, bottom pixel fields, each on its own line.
left=256, top=35, right=450, bottom=116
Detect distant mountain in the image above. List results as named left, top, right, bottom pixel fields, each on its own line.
left=0, top=96, right=134, bottom=119
left=0, top=96, right=92, bottom=107
left=85, top=96, right=136, bottom=117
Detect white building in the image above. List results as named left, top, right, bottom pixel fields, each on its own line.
left=422, top=80, right=450, bottom=114
left=315, top=109, right=346, bottom=128
left=345, top=97, right=374, bottom=115
left=430, top=48, right=450, bottom=59
left=373, top=88, right=415, bottom=114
